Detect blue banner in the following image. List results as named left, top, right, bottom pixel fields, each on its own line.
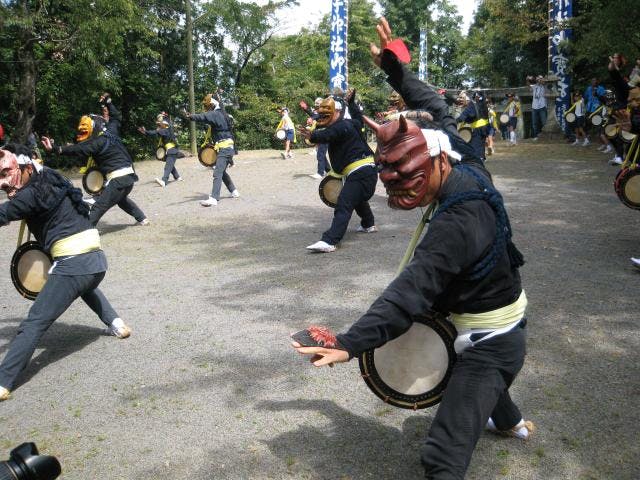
left=418, top=28, right=427, bottom=82
left=550, top=0, right=573, bottom=129
left=328, top=0, right=348, bottom=93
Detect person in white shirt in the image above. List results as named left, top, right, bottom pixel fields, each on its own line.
left=528, top=75, right=547, bottom=140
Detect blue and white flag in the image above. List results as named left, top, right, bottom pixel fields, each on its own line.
left=549, top=0, right=573, bottom=129
left=419, top=28, right=427, bottom=82
left=329, top=0, right=348, bottom=93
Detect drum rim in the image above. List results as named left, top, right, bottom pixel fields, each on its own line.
left=615, top=166, right=640, bottom=209
left=198, top=144, right=217, bottom=167
left=358, top=315, right=457, bottom=410
left=155, top=146, right=166, bottom=161
left=10, top=241, right=52, bottom=301
left=318, top=176, right=342, bottom=208
left=590, top=114, right=603, bottom=126
left=82, top=166, right=105, bottom=195
left=565, top=112, right=576, bottom=122
left=620, top=130, right=637, bottom=142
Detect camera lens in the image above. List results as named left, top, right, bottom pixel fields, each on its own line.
left=0, top=443, right=61, bottom=480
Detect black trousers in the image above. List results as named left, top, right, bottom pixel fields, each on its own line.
left=0, top=272, right=118, bottom=390
left=421, top=323, right=527, bottom=479
left=90, top=175, right=146, bottom=225
left=161, top=152, right=180, bottom=183
left=321, top=167, right=377, bottom=245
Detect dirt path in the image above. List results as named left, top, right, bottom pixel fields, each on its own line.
left=1, top=139, right=638, bottom=479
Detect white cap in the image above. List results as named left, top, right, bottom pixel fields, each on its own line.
left=421, top=129, right=462, bottom=161
left=210, top=98, right=220, bottom=109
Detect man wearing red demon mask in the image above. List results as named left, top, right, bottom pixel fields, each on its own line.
left=0, top=149, right=130, bottom=401
left=292, top=18, right=532, bottom=479
left=298, top=91, right=378, bottom=253
left=41, top=113, right=149, bottom=227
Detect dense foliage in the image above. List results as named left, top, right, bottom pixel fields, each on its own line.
left=0, top=0, right=636, bottom=166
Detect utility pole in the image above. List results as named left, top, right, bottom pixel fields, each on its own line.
left=186, top=0, right=197, bottom=155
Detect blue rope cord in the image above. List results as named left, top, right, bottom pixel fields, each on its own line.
left=431, top=164, right=523, bottom=280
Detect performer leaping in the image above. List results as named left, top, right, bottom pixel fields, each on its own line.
left=0, top=149, right=131, bottom=402
left=42, top=111, right=149, bottom=227
left=292, top=18, right=532, bottom=479
left=297, top=90, right=378, bottom=253
left=185, top=93, right=239, bottom=207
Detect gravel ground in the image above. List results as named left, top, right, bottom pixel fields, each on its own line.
left=0, top=139, right=639, bottom=480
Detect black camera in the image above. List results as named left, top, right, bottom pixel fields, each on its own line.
left=0, top=443, right=61, bottom=480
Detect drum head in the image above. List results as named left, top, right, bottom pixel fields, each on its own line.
left=591, top=114, right=603, bottom=126
left=605, top=124, right=618, bottom=139
left=318, top=176, right=342, bottom=208
left=565, top=112, right=576, bottom=123
left=616, top=167, right=640, bottom=210
left=458, top=127, right=472, bottom=143
left=620, top=130, right=637, bottom=143
left=198, top=145, right=217, bottom=167
left=155, top=146, right=166, bottom=161
left=359, top=316, right=456, bottom=410
left=276, top=129, right=286, bottom=140
left=499, top=114, right=509, bottom=125
left=10, top=242, right=52, bottom=301
left=82, top=167, right=105, bottom=195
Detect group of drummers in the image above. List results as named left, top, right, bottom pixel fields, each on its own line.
left=6, top=16, right=637, bottom=480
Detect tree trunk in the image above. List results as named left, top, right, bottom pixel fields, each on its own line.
left=13, top=41, right=37, bottom=143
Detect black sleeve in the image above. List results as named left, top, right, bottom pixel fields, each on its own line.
left=380, top=51, right=457, bottom=136
left=0, top=189, right=39, bottom=226
left=336, top=203, right=493, bottom=357
left=58, top=137, right=105, bottom=158
left=310, top=123, right=345, bottom=144
left=144, top=129, right=159, bottom=137
left=189, top=112, right=209, bottom=123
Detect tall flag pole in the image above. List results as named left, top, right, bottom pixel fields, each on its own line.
left=329, top=0, right=348, bottom=93
left=549, top=0, right=573, bottom=130
left=418, top=27, right=428, bottom=82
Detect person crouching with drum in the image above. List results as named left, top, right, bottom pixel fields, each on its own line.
left=185, top=94, right=239, bottom=207
left=456, top=91, right=489, bottom=162
left=291, top=18, right=533, bottom=479
left=0, top=149, right=131, bottom=402
left=138, top=113, right=183, bottom=187
left=41, top=115, right=149, bottom=227
left=297, top=91, right=378, bottom=253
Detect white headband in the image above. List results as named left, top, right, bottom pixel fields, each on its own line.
left=16, top=153, right=43, bottom=173
left=421, top=129, right=462, bottom=161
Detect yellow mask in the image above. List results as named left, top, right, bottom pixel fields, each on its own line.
left=316, top=98, right=336, bottom=127
left=76, top=115, right=94, bottom=142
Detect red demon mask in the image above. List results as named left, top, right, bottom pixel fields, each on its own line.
left=363, top=115, right=435, bottom=210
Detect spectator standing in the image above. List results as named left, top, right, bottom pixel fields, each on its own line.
left=529, top=75, right=547, bottom=140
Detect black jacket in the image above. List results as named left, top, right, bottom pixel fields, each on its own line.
left=190, top=110, right=233, bottom=144
left=0, top=167, right=93, bottom=253
left=57, top=133, right=136, bottom=179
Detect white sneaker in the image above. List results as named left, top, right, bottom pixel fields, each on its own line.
left=608, top=156, right=623, bottom=165
left=310, top=173, right=322, bottom=179
left=486, top=417, right=535, bottom=440
left=175, top=176, right=184, bottom=182
left=571, top=140, right=580, bottom=146
left=603, top=145, right=613, bottom=153
left=0, top=386, right=10, bottom=401
left=200, top=197, right=218, bottom=207
left=582, top=138, right=590, bottom=146
left=631, top=257, right=640, bottom=269
left=83, top=197, right=96, bottom=206
left=532, top=137, right=539, bottom=141
left=231, top=190, right=240, bottom=198
left=155, top=178, right=166, bottom=187
left=137, top=218, right=150, bottom=226
left=597, top=145, right=605, bottom=151
left=357, top=225, right=378, bottom=233
left=306, top=240, right=336, bottom=253
left=105, top=319, right=131, bottom=339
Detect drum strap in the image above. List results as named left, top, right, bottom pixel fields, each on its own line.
left=623, top=135, right=640, bottom=168
left=164, top=142, right=176, bottom=150
left=588, top=105, right=603, bottom=118
left=50, top=229, right=101, bottom=258
left=470, top=118, right=489, bottom=129
left=17, top=220, right=27, bottom=248
left=202, top=127, right=212, bottom=147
